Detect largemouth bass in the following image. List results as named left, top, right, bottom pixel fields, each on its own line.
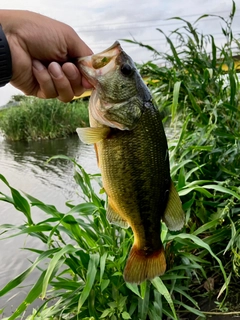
left=76, top=42, right=185, bottom=284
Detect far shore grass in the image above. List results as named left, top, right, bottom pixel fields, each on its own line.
left=0, top=95, right=89, bottom=141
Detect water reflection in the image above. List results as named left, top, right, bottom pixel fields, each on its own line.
left=0, top=134, right=99, bottom=203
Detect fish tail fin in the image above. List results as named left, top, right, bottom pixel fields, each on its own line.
left=123, top=245, right=166, bottom=284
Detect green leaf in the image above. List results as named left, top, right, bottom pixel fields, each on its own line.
left=122, top=311, right=131, bottom=319
left=78, top=253, right=100, bottom=311
left=186, top=87, right=208, bottom=124
left=156, top=29, right=182, bottom=67
left=140, top=280, right=147, bottom=299
left=8, top=271, right=47, bottom=320
left=25, top=193, right=62, bottom=217
left=168, top=233, right=227, bottom=297
left=202, top=184, right=240, bottom=200
left=126, top=282, right=141, bottom=298
left=0, top=174, right=33, bottom=224
left=0, top=248, right=58, bottom=297
left=174, top=286, right=199, bottom=308
left=101, top=279, right=110, bottom=292
left=151, top=278, right=178, bottom=320
left=11, top=189, right=32, bottom=221
left=175, top=300, right=204, bottom=318
left=100, top=252, right=108, bottom=283
left=179, top=186, right=213, bottom=197
left=68, top=203, right=98, bottom=215
left=171, top=81, right=181, bottom=122
left=100, top=308, right=112, bottom=319
left=193, top=219, right=220, bottom=236
left=42, top=244, right=76, bottom=298
left=178, top=166, right=186, bottom=189
left=138, top=280, right=150, bottom=320
left=217, top=272, right=232, bottom=300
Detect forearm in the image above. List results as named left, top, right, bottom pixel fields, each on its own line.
left=0, top=9, right=15, bottom=29
left=0, top=21, right=12, bottom=87
left=0, top=10, right=27, bottom=87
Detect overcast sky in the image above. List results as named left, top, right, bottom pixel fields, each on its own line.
left=0, top=0, right=239, bottom=105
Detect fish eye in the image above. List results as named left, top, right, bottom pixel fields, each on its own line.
left=120, top=63, right=133, bottom=76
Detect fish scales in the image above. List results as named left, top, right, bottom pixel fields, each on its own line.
left=99, top=105, right=170, bottom=252
left=76, top=41, right=185, bottom=284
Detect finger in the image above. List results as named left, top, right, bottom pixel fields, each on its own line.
left=62, top=62, right=85, bottom=97
left=82, top=77, right=93, bottom=89
left=32, top=60, right=58, bottom=99
left=48, top=62, right=74, bottom=102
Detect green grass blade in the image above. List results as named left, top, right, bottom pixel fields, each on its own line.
left=174, top=300, right=204, bottom=318
left=156, top=29, right=182, bottom=67
left=186, top=88, right=208, bottom=124
left=0, top=174, right=33, bottom=224
left=8, top=271, right=47, bottom=320
left=151, top=277, right=177, bottom=320
left=126, top=283, right=141, bottom=298
left=100, top=252, right=108, bottom=283
left=193, top=219, right=221, bottom=236
left=42, top=245, right=77, bottom=298
left=202, top=184, right=240, bottom=200
left=0, top=249, right=58, bottom=297
left=140, top=280, right=147, bottom=299
left=168, top=233, right=228, bottom=295
left=78, top=253, right=100, bottom=312
left=179, top=186, right=213, bottom=197
left=171, top=81, right=181, bottom=122
left=138, top=280, right=151, bottom=320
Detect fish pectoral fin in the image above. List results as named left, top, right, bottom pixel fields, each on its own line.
left=106, top=203, right=129, bottom=229
left=163, top=180, right=185, bottom=231
left=76, top=127, right=110, bottom=144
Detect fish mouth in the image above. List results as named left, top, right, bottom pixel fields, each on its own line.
left=77, top=41, right=122, bottom=86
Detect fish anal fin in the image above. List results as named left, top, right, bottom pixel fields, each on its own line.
left=124, top=245, right=166, bottom=284
left=163, top=180, right=185, bottom=231
left=76, top=127, right=110, bottom=144
left=107, top=202, right=129, bottom=229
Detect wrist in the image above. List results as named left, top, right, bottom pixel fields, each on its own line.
left=0, top=24, right=12, bottom=87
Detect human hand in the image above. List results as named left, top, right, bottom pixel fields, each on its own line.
left=0, top=10, right=93, bottom=102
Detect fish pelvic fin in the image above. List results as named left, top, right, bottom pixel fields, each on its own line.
left=76, top=127, right=110, bottom=144
left=107, top=199, right=129, bottom=228
left=163, top=180, right=185, bottom=231
left=124, top=245, right=166, bottom=284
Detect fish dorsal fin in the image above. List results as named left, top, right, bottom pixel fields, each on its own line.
left=76, top=127, right=110, bottom=144
left=162, top=180, right=185, bottom=231
left=107, top=202, right=129, bottom=229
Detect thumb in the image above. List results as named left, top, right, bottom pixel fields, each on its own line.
left=65, top=28, right=93, bottom=58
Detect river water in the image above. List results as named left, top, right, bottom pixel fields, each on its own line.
left=0, top=134, right=98, bottom=317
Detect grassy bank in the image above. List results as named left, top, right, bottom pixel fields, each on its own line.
left=0, top=108, right=8, bottom=120
left=0, top=3, right=240, bottom=320
left=0, top=96, right=89, bottom=141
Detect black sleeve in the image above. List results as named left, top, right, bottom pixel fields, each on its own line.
left=0, top=24, right=12, bottom=87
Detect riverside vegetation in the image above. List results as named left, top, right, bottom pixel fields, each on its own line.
left=0, top=3, right=240, bottom=320
left=0, top=96, right=89, bottom=141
